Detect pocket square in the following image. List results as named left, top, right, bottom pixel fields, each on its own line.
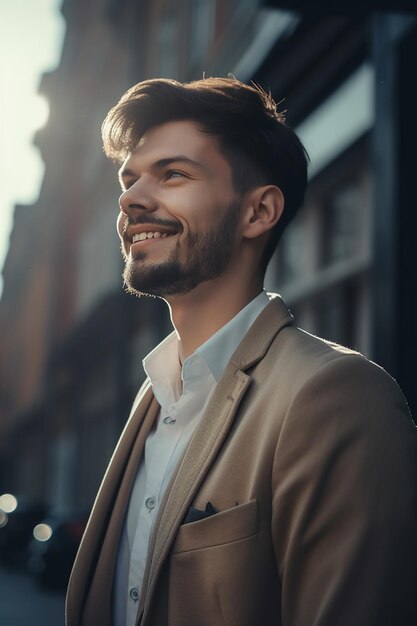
left=183, top=501, right=218, bottom=525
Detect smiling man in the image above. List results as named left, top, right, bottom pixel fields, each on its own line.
left=66, top=78, right=417, bottom=626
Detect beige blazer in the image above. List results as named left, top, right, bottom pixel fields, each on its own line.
left=66, top=294, right=417, bottom=626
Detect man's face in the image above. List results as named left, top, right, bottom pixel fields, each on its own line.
left=117, top=120, right=242, bottom=298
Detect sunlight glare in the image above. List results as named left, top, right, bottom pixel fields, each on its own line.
left=31, top=95, right=50, bottom=132
left=0, top=0, right=65, bottom=297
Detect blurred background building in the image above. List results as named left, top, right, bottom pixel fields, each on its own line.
left=1, top=0, right=416, bottom=517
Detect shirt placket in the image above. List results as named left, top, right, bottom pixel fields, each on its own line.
left=126, top=406, right=183, bottom=624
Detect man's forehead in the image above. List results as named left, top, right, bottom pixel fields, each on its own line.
left=132, top=119, right=211, bottom=153
left=119, top=120, right=225, bottom=173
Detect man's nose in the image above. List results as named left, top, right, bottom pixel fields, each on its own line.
left=118, top=180, right=157, bottom=216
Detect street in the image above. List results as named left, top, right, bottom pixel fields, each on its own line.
left=0, top=564, right=65, bottom=626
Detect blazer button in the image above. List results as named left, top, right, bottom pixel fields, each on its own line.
left=129, top=587, right=139, bottom=602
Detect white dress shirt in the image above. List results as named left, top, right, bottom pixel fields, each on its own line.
left=114, top=290, right=271, bottom=626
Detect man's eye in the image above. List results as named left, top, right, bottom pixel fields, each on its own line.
left=123, top=180, right=136, bottom=190
left=166, top=171, right=185, bottom=180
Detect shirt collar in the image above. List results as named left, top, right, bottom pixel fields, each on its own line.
left=143, top=331, right=181, bottom=409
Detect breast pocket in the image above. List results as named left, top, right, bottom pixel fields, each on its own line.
left=172, top=499, right=258, bottom=554
left=168, top=500, right=263, bottom=626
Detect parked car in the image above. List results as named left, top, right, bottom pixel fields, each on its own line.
left=0, top=494, right=47, bottom=569
left=27, top=509, right=88, bottom=590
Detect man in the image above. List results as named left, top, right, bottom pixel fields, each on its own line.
left=66, top=78, right=417, bottom=626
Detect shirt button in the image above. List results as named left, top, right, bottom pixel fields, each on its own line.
left=145, top=496, right=156, bottom=510
left=129, top=587, right=139, bottom=602
left=163, top=416, right=176, bottom=425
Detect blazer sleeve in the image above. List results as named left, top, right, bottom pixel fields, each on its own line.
left=271, top=353, right=417, bottom=626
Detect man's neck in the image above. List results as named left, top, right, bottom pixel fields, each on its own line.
left=165, top=276, right=263, bottom=362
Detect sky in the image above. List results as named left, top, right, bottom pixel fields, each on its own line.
left=0, top=0, right=65, bottom=296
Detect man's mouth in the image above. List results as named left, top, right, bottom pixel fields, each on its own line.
left=131, top=231, right=176, bottom=243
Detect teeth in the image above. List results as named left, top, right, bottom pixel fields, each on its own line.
left=132, top=231, right=173, bottom=243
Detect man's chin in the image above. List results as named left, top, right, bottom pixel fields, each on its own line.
left=122, top=262, right=198, bottom=298
left=122, top=282, right=160, bottom=299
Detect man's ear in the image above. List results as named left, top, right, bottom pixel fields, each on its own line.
left=240, top=185, right=284, bottom=240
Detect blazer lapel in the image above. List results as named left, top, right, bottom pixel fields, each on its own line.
left=140, top=366, right=252, bottom=624
left=139, top=294, right=293, bottom=625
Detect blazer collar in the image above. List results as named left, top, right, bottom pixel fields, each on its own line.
left=230, top=293, right=294, bottom=371
left=140, top=294, right=293, bottom=624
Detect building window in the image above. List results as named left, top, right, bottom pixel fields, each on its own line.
left=321, top=182, right=363, bottom=266
left=266, top=137, right=372, bottom=355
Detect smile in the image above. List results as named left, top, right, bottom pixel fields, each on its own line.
left=132, top=231, right=176, bottom=243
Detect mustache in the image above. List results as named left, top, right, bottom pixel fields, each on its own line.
left=122, top=214, right=183, bottom=236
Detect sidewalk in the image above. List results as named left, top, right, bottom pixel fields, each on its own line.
left=0, top=564, right=65, bottom=626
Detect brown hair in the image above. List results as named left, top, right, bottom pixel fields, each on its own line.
left=102, top=77, right=309, bottom=269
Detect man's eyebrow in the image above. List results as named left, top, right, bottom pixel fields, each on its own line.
left=153, top=156, right=206, bottom=171
left=118, top=155, right=206, bottom=182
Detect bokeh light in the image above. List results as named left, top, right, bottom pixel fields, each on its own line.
left=0, top=493, right=18, bottom=513
left=33, top=523, right=53, bottom=542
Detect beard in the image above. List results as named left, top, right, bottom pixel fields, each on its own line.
left=122, top=199, right=241, bottom=298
